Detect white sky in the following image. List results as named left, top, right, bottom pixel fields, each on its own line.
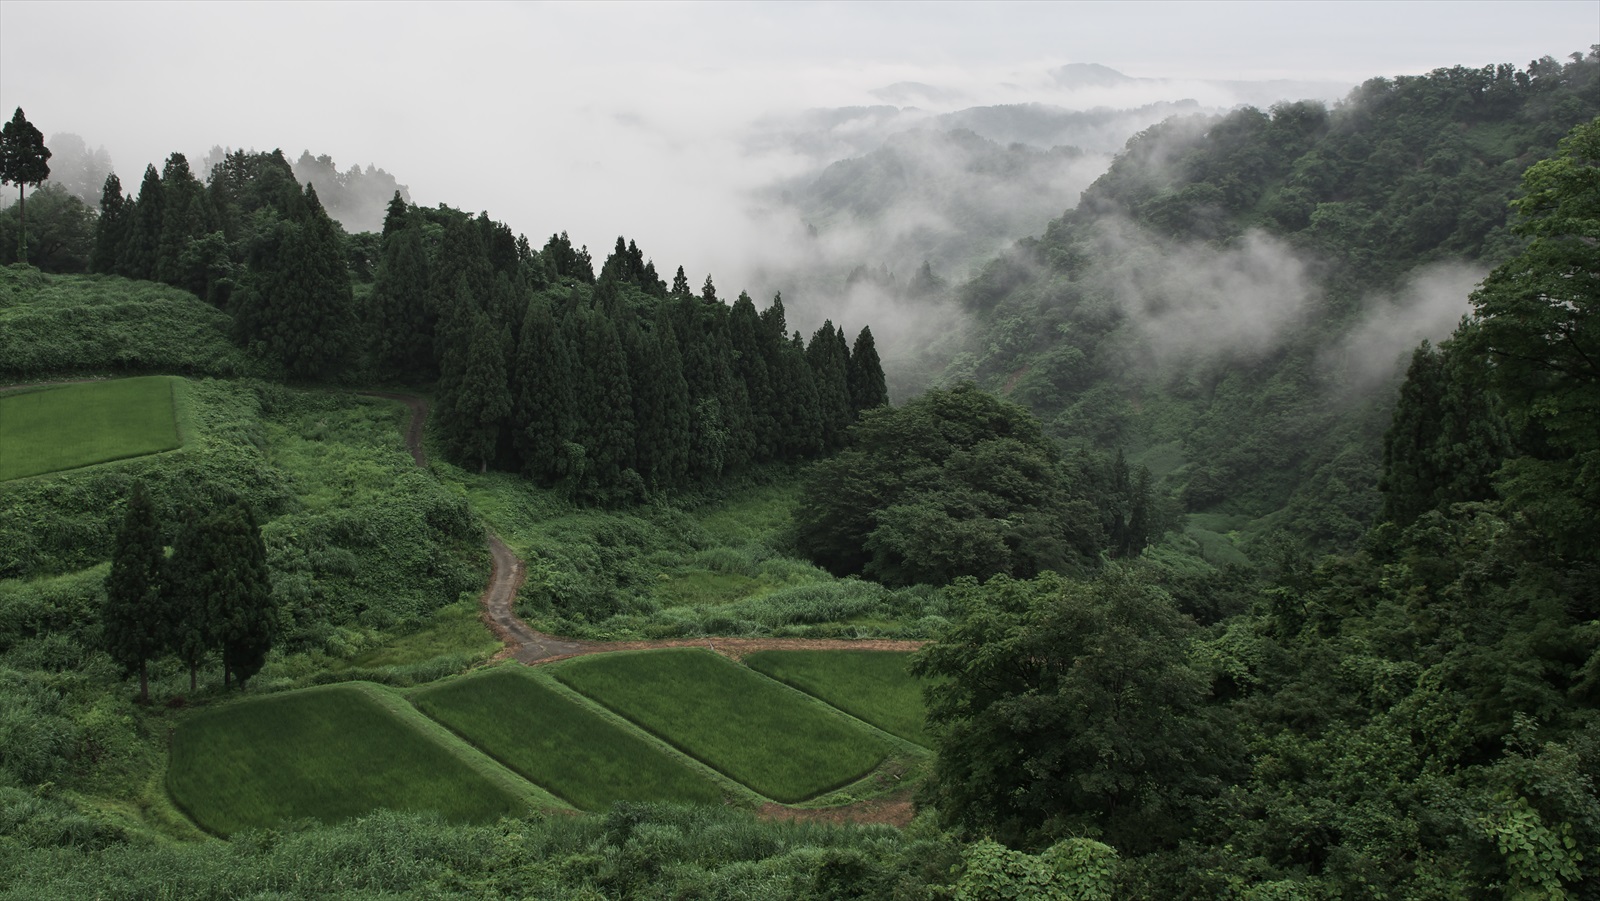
left=2, top=0, right=1595, bottom=288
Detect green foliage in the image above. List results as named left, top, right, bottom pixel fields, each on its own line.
left=795, top=383, right=1100, bottom=585
left=947, top=52, right=1600, bottom=554
left=0, top=377, right=180, bottom=481
left=100, top=480, right=164, bottom=702
left=0, top=269, right=251, bottom=380
left=914, top=568, right=1218, bottom=851
left=230, top=184, right=356, bottom=380
left=167, top=683, right=528, bottom=835
left=554, top=649, right=893, bottom=803
left=745, top=650, right=933, bottom=746
left=2, top=803, right=960, bottom=899
left=1469, top=116, right=1600, bottom=560
left=954, top=838, right=1117, bottom=901
left=413, top=667, right=726, bottom=810
left=0, top=183, right=95, bottom=271
left=0, top=107, right=51, bottom=261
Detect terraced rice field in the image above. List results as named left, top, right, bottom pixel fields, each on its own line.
left=552, top=649, right=889, bottom=803
left=0, top=376, right=181, bottom=481
left=744, top=650, right=933, bottom=747
left=413, top=666, right=726, bottom=809
left=167, top=683, right=528, bottom=835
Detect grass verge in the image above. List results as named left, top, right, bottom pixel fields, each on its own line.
left=413, top=666, right=727, bottom=810
left=552, top=649, right=889, bottom=803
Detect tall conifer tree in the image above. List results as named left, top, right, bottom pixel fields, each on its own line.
left=847, top=325, right=890, bottom=415
left=103, top=481, right=165, bottom=704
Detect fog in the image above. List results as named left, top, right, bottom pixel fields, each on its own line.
left=1, top=1, right=1591, bottom=336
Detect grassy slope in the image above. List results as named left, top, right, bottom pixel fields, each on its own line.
left=167, top=682, right=539, bottom=835
left=0, top=377, right=181, bottom=481
left=0, top=267, right=255, bottom=381
left=412, top=666, right=727, bottom=810
left=552, top=649, right=890, bottom=803
left=744, top=650, right=934, bottom=747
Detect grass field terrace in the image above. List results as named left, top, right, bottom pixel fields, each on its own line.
left=0, top=376, right=181, bottom=481
left=552, top=649, right=891, bottom=803
left=167, top=682, right=531, bottom=835
left=744, top=650, right=934, bottom=747
left=413, top=666, right=728, bottom=810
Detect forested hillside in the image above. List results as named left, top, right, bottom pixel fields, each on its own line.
left=1, top=48, right=1597, bottom=900
left=941, top=50, right=1599, bottom=554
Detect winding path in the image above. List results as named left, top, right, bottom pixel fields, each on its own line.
left=371, top=391, right=924, bottom=666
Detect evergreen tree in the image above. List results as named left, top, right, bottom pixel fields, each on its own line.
left=808, top=321, right=853, bottom=451
left=162, top=508, right=215, bottom=693
left=380, top=190, right=408, bottom=239
left=847, top=325, right=889, bottom=415
left=627, top=311, right=693, bottom=490
left=155, top=152, right=216, bottom=294
left=371, top=223, right=434, bottom=380
left=232, top=184, right=355, bottom=379
left=670, top=265, right=691, bottom=297
left=776, top=330, right=824, bottom=460
left=102, top=481, right=165, bottom=704
left=0, top=107, right=52, bottom=261
left=571, top=308, right=637, bottom=499
left=206, top=503, right=275, bottom=689
left=728, top=292, right=776, bottom=461
left=91, top=171, right=130, bottom=274
left=120, top=164, right=163, bottom=280
left=445, top=309, right=513, bottom=472
left=512, top=297, right=580, bottom=485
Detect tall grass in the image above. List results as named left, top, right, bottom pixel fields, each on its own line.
left=553, top=649, right=889, bottom=803
left=0, top=268, right=254, bottom=380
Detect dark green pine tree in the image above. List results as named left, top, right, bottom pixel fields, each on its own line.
left=102, top=481, right=166, bottom=704
left=728, top=292, right=777, bottom=461
left=91, top=171, right=131, bottom=274
left=1378, top=337, right=1508, bottom=528
left=162, top=508, right=215, bottom=693
left=380, top=190, right=408, bottom=240
left=626, top=310, right=693, bottom=490
left=432, top=215, right=494, bottom=369
left=572, top=308, right=637, bottom=499
left=512, top=297, right=580, bottom=485
left=847, top=325, right=889, bottom=416
left=0, top=107, right=51, bottom=261
left=372, top=223, right=434, bottom=381
left=119, top=163, right=164, bottom=280
left=446, top=309, right=513, bottom=473
left=206, top=502, right=275, bottom=689
left=777, top=330, right=824, bottom=460
left=670, top=265, right=692, bottom=298
left=155, top=152, right=216, bottom=294
left=232, top=184, right=355, bottom=379
left=808, top=321, right=853, bottom=451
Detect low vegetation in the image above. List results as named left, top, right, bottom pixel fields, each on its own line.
left=0, top=377, right=180, bottom=481
left=553, top=649, right=893, bottom=803
left=744, top=650, right=933, bottom=747
left=413, top=666, right=727, bottom=810
left=167, top=682, right=529, bottom=835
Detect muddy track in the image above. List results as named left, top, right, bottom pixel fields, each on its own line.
left=375, top=391, right=927, bottom=667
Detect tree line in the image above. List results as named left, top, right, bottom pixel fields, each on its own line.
left=70, top=142, right=890, bottom=502
left=102, top=481, right=276, bottom=702
left=372, top=198, right=888, bottom=501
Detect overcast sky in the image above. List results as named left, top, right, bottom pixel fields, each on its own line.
left=2, top=0, right=1595, bottom=289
